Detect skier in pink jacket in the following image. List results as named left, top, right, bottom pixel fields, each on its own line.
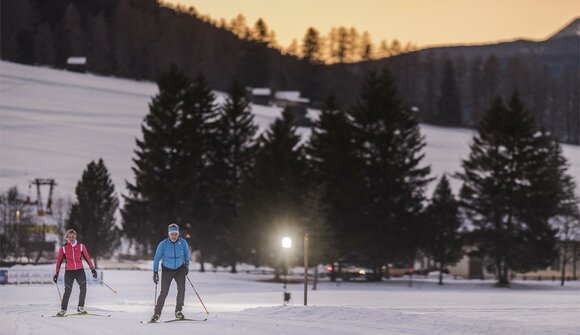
left=53, top=229, right=97, bottom=316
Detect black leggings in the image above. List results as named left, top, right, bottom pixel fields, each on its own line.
left=61, top=269, right=87, bottom=310
left=154, top=265, right=186, bottom=315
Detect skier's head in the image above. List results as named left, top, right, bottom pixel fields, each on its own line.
left=168, top=223, right=179, bottom=242
left=65, top=229, right=77, bottom=243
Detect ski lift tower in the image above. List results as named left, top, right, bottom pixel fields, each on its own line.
left=30, top=178, right=56, bottom=216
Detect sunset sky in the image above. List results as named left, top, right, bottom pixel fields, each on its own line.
left=164, top=0, right=579, bottom=48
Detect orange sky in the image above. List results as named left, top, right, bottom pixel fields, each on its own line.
left=164, top=0, right=579, bottom=48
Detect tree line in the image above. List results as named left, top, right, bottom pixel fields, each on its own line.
left=164, top=3, right=417, bottom=63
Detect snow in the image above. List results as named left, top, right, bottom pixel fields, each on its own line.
left=0, top=267, right=579, bottom=334
left=1, top=60, right=577, bottom=203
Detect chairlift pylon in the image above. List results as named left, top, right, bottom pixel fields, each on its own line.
left=30, top=179, right=56, bottom=216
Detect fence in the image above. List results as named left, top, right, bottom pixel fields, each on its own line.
left=0, top=267, right=102, bottom=285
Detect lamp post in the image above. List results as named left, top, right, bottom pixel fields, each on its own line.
left=15, top=210, right=20, bottom=261
left=282, top=237, right=291, bottom=305
left=303, top=233, right=308, bottom=306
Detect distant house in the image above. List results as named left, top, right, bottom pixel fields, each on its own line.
left=445, top=241, right=580, bottom=281
left=66, top=57, right=87, bottom=73
left=273, top=91, right=310, bottom=108
left=274, top=91, right=312, bottom=126
left=247, top=87, right=272, bottom=106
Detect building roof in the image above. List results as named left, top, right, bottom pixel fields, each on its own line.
left=274, top=91, right=310, bottom=103
left=66, top=57, right=87, bottom=65
left=251, top=88, right=271, bottom=96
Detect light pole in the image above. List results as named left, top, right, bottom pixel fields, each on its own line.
left=15, top=210, right=20, bottom=261
left=303, top=233, right=308, bottom=306
left=282, top=237, right=292, bottom=305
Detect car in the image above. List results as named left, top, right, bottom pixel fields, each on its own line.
left=326, top=263, right=373, bottom=281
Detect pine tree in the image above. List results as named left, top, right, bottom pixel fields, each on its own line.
left=209, top=79, right=258, bottom=272
left=122, top=65, right=215, bottom=254
left=457, top=92, right=572, bottom=285
left=360, top=31, right=374, bottom=61
left=68, top=159, right=119, bottom=267
left=241, top=110, right=308, bottom=280
left=302, top=186, right=336, bottom=288
left=348, top=68, right=431, bottom=279
left=436, top=58, right=462, bottom=126
left=302, top=27, right=323, bottom=64
left=306, top=95, right=360, bottom=259
left=185, top=74, right=220, bottom=271
left=252, top=18, right=270, bottom=44
left=424, top=175, right=463, bottom=285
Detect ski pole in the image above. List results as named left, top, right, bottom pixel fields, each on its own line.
left=186, top=275, right=209, bottom=315
left=55, top=282, right=62, bottom=302
left=96, top=277, right=118, bottom=294
left=154, top=283, right=158, bottom=306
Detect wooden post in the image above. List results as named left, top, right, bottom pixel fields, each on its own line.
left=304, top=233, right=308, bottom=306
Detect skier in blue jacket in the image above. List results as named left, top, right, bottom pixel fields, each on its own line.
left=150, top=223, right=190, bottom=322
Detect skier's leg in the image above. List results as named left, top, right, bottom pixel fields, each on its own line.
left=61, top=271, right=74, bottom=311
left=175, top=266, right=186, bottom=312
left=77, top=270, right=87, bottom=308
left=154, top=269, right=174, bottom=315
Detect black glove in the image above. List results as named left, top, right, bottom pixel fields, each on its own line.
left=53, top=273, right=59, bottom=283
left=153, top=272, right=159, bottom=284
left=185, top=266, right=189, bottom=275
left=91, top=268, right=97, bottom=278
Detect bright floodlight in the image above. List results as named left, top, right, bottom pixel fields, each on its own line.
left=282, top=237, right=292, bottom=249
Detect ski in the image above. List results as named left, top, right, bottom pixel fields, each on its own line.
left=68, top=312, right=111, bottom=317
left=164, top=318, right=207, bottom=323
left=42, top=312, right=111, bottom=318
left=141, top=318, right=207, bottom=324
left=140, top=320, right=160, bottom=324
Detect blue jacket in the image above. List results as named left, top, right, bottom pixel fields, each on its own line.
left=153, top=237, right=190, bottom=272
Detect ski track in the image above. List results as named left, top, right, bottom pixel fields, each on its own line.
left=1, top=269, right=579, bottom=335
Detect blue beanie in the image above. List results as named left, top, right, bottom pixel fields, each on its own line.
left=168, top=225, right=179, bottom=234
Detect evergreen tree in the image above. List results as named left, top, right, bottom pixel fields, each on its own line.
left=68, top=159, right=119, bottom=267
left=306, top=95, right=360, bottom=259
left=251, top=18, right=270, bottom=44
left=436, top=59, right=462, bottom=126
left=209, top=79, right=258, bottom=272
left=335, top=27, right=349, bottom=63
left=360, top=31, right=374, bottom=61
left=457, top=92, right=572, bottom=285
left=348, top=68, right=431, bottom=279
left=177, top=73, right=219, bottom=271
left=302, top=27, right=323, bottom=64
left=122, top=66, right=215, bottom=255
left=241, top=110, right=308, bottom=280
left=302, top=186, right=336, bottom=288
left=424, top=175, right=463, bottom=285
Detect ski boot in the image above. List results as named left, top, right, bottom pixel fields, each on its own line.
left=149, top=314, right=160, bottom=323
left=77, top=306, right=87, bottom=314
left=175, top=310, right=185, bottom=320
left=56, top=310, right=66, bottom=317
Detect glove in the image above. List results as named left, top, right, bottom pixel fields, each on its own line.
left=53, top=273, right=59, bottom=283
left=91, top=268, right=97, bottom=278
left=153, top=272, right=159, bottom=284
left=185, top=266, right=189, bottom=275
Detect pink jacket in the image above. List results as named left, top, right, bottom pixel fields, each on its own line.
left=55, top=241, right=95, bottom=272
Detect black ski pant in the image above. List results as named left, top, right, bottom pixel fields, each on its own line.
left=61, top=269, right=87, bottom=310
left=154, top=265, right=186, bottom=315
